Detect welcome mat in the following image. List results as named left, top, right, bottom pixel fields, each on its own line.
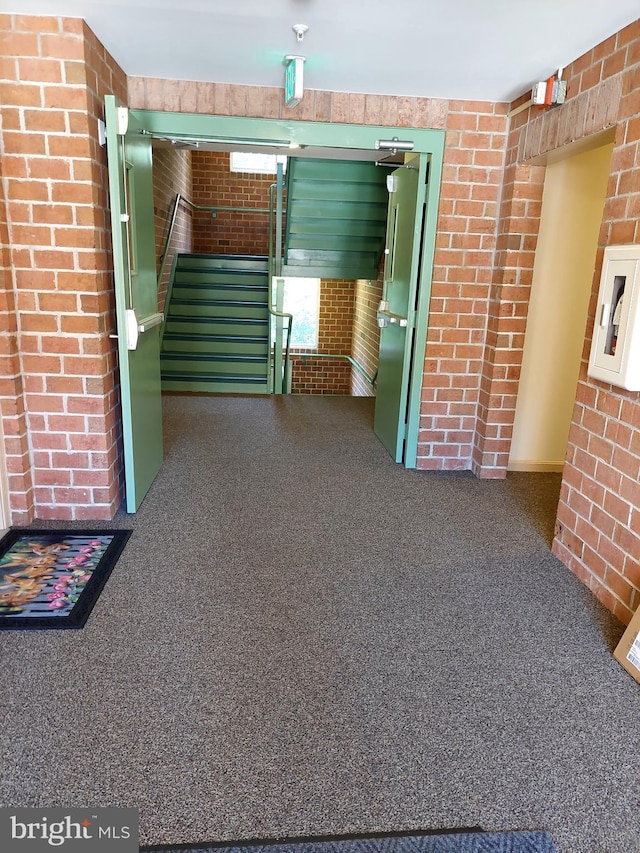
left=141, top=829, right=558, bottom=853
left=0, top=528, right=132, bottom=629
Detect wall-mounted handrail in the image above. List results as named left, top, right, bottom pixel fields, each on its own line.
left=294, top=352, right=376, bottom=388
left=159, top=189, right=293, bottom=393
left=158, top=194, right=285, bottom=292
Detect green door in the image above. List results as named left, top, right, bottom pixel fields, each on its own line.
left=374, top=159, right=426, bottom=462
left=105, top=95, right=163, bottom=512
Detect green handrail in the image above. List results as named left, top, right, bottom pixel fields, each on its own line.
left=267, top=166, right=293, bottom=394
left=294, top=353, right=376, bottom=388
left=159, top=190, right=293, bottom=393
left=158, top=194, right=277, bottom=294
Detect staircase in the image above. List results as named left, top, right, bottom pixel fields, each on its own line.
left=283, top=157, right=388, bottom=280
left=161, top=253, right=270, bottom=394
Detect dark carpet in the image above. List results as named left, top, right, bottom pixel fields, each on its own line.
left=142, top=829, right=557, bottom=853
left=0, top=396, right=638, bottom=853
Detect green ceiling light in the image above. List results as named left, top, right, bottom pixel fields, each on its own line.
left=284, top=55, right=305, bottom=108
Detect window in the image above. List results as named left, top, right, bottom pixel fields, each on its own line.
left=230, top=152, right=287, bottom=174
left=278, top=277, right=320, bottom=349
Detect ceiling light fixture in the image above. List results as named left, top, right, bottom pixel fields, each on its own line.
left=292, top=24, right=308, bottom=42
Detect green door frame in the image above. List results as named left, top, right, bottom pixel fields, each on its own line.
left=133, top=109, right=444, bottom=468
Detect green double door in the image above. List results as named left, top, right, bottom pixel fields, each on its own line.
left=105, top=96, right=163, bottom=512
left=104, top=104, right=442, bottom=511
left=374, top=156, right=430, bottom=465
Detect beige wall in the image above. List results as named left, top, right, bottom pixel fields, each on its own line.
left=509, top=141, right=614, bottom=470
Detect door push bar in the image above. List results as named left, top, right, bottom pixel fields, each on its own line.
left=377, top=299, right=408, bottom=329
left=125, top=308, right=163, bottom=350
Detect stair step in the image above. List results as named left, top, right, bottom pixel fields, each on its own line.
left=165, top=317, right=269, bottom=337
left=288, top=158, right=388, bottom=183
left=288, top=179, right=387, bottom=204
left=171, top=282, right=268, bottom=302
left=287, top=198, right=388, bottom=222
left=176, top=253, right=268, bottom=271
left=161, top=352, right=268, bottom=376
left=282, top=262, right=379, bottom=279
left=287, top=217, right=386, bottom=237
left=168, top=299, right=269, bottom=320
left=163, top=333, right=269, bottom=356
left=161, top=373, right=269, bottom=395
left=174, top=270, right=269, bottom=287
left=287, top=234, right=383, bottom=253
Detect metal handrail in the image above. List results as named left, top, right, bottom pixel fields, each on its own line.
left=158, top=194, right=282, bottom=291
left=268, top=169, right=293, bottom=394
left=158, top=190, right=293, bottom=393
left=293, top=352, right=376, bottom=388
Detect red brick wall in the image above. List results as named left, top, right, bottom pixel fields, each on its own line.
left=128, top=68, right=640, bottom=622
left=191, top=151, right=276, bottom=256
left=129, top=83, right=508, bottom=448
left=419, top=101, right=508, bottom=471
left=0, top=14, right=127, bottom=521
left=290, top=278, right=355, bottom=394
left=1, top=15, right=637, bottom=621
left=487, top=19, right=640, bottom=623
left=152, top=147, right=192, bottom=313
left=351, top=274, right=382, bottom=397
left=0, top=145, right=33, bottom=520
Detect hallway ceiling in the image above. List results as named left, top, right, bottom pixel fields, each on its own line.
left=9, top=0, right=640, bottom=103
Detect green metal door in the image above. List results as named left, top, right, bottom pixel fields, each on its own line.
left=105, top=95, right=163, bottom=512
left=374, top=158, right=426, bottom=462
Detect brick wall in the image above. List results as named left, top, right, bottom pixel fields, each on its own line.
left=0, top=14, right=127, bottom=521
left=1, top=14, right=636, bottom=621
left=128, top=66, right=640, bottom=622
left=152, top=147, right=192, bottom=314
left=290, top=277, right=355, bottom=394
left=490, top=19, right=640, bottom=623
left=129, top=82, right=508, bottom=460
left=191, top=151, right=276, bottom=256
left=351, top=274, right=382, bottom=397
left=0, top=143, right=32, bottom=519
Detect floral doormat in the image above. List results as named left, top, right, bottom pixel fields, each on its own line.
left=0, top=528, right=132, bottom=629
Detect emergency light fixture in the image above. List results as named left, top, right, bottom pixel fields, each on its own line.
left=284, top=55, right=305, bottom=108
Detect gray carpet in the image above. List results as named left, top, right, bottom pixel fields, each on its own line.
left=1, top=395, right=638, bottom=853
left=142, top=829, right=557, bottom=853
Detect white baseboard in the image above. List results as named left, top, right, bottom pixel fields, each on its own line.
left=507, top=460, right=565, bottom=473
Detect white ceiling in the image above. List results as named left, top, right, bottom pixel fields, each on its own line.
left=7, top=0, right=640, bottom=103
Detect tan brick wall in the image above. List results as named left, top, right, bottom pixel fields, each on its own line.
left=0, top=14, right=127, bottom=521
left=152, top=147, right=192, bottom=314
left=191, top=151, right=276, bottom=256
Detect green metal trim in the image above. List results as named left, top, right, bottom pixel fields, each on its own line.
left=136, top=109, right=445, bottom=453
left=295, top=352, right=375, bottom=387
left=404, top=151, right=445, bottom=468
left=135, top=111, right=446, bottom=155
left=160, top=249, right=180, bottom=340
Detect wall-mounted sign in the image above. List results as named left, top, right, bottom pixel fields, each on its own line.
left=284, top=55, right=305, bottom=108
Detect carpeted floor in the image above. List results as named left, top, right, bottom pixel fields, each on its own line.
left=141, top=828, right=557, bottom=853
left=0, top=395, right=638, bottom=853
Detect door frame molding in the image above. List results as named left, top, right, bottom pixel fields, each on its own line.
left=133, top=109, right=445, bottom=468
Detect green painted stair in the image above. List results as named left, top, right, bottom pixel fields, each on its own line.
left=283, top=157, right=388, bottom=279
left=161, top=253, right=270, bottom=394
